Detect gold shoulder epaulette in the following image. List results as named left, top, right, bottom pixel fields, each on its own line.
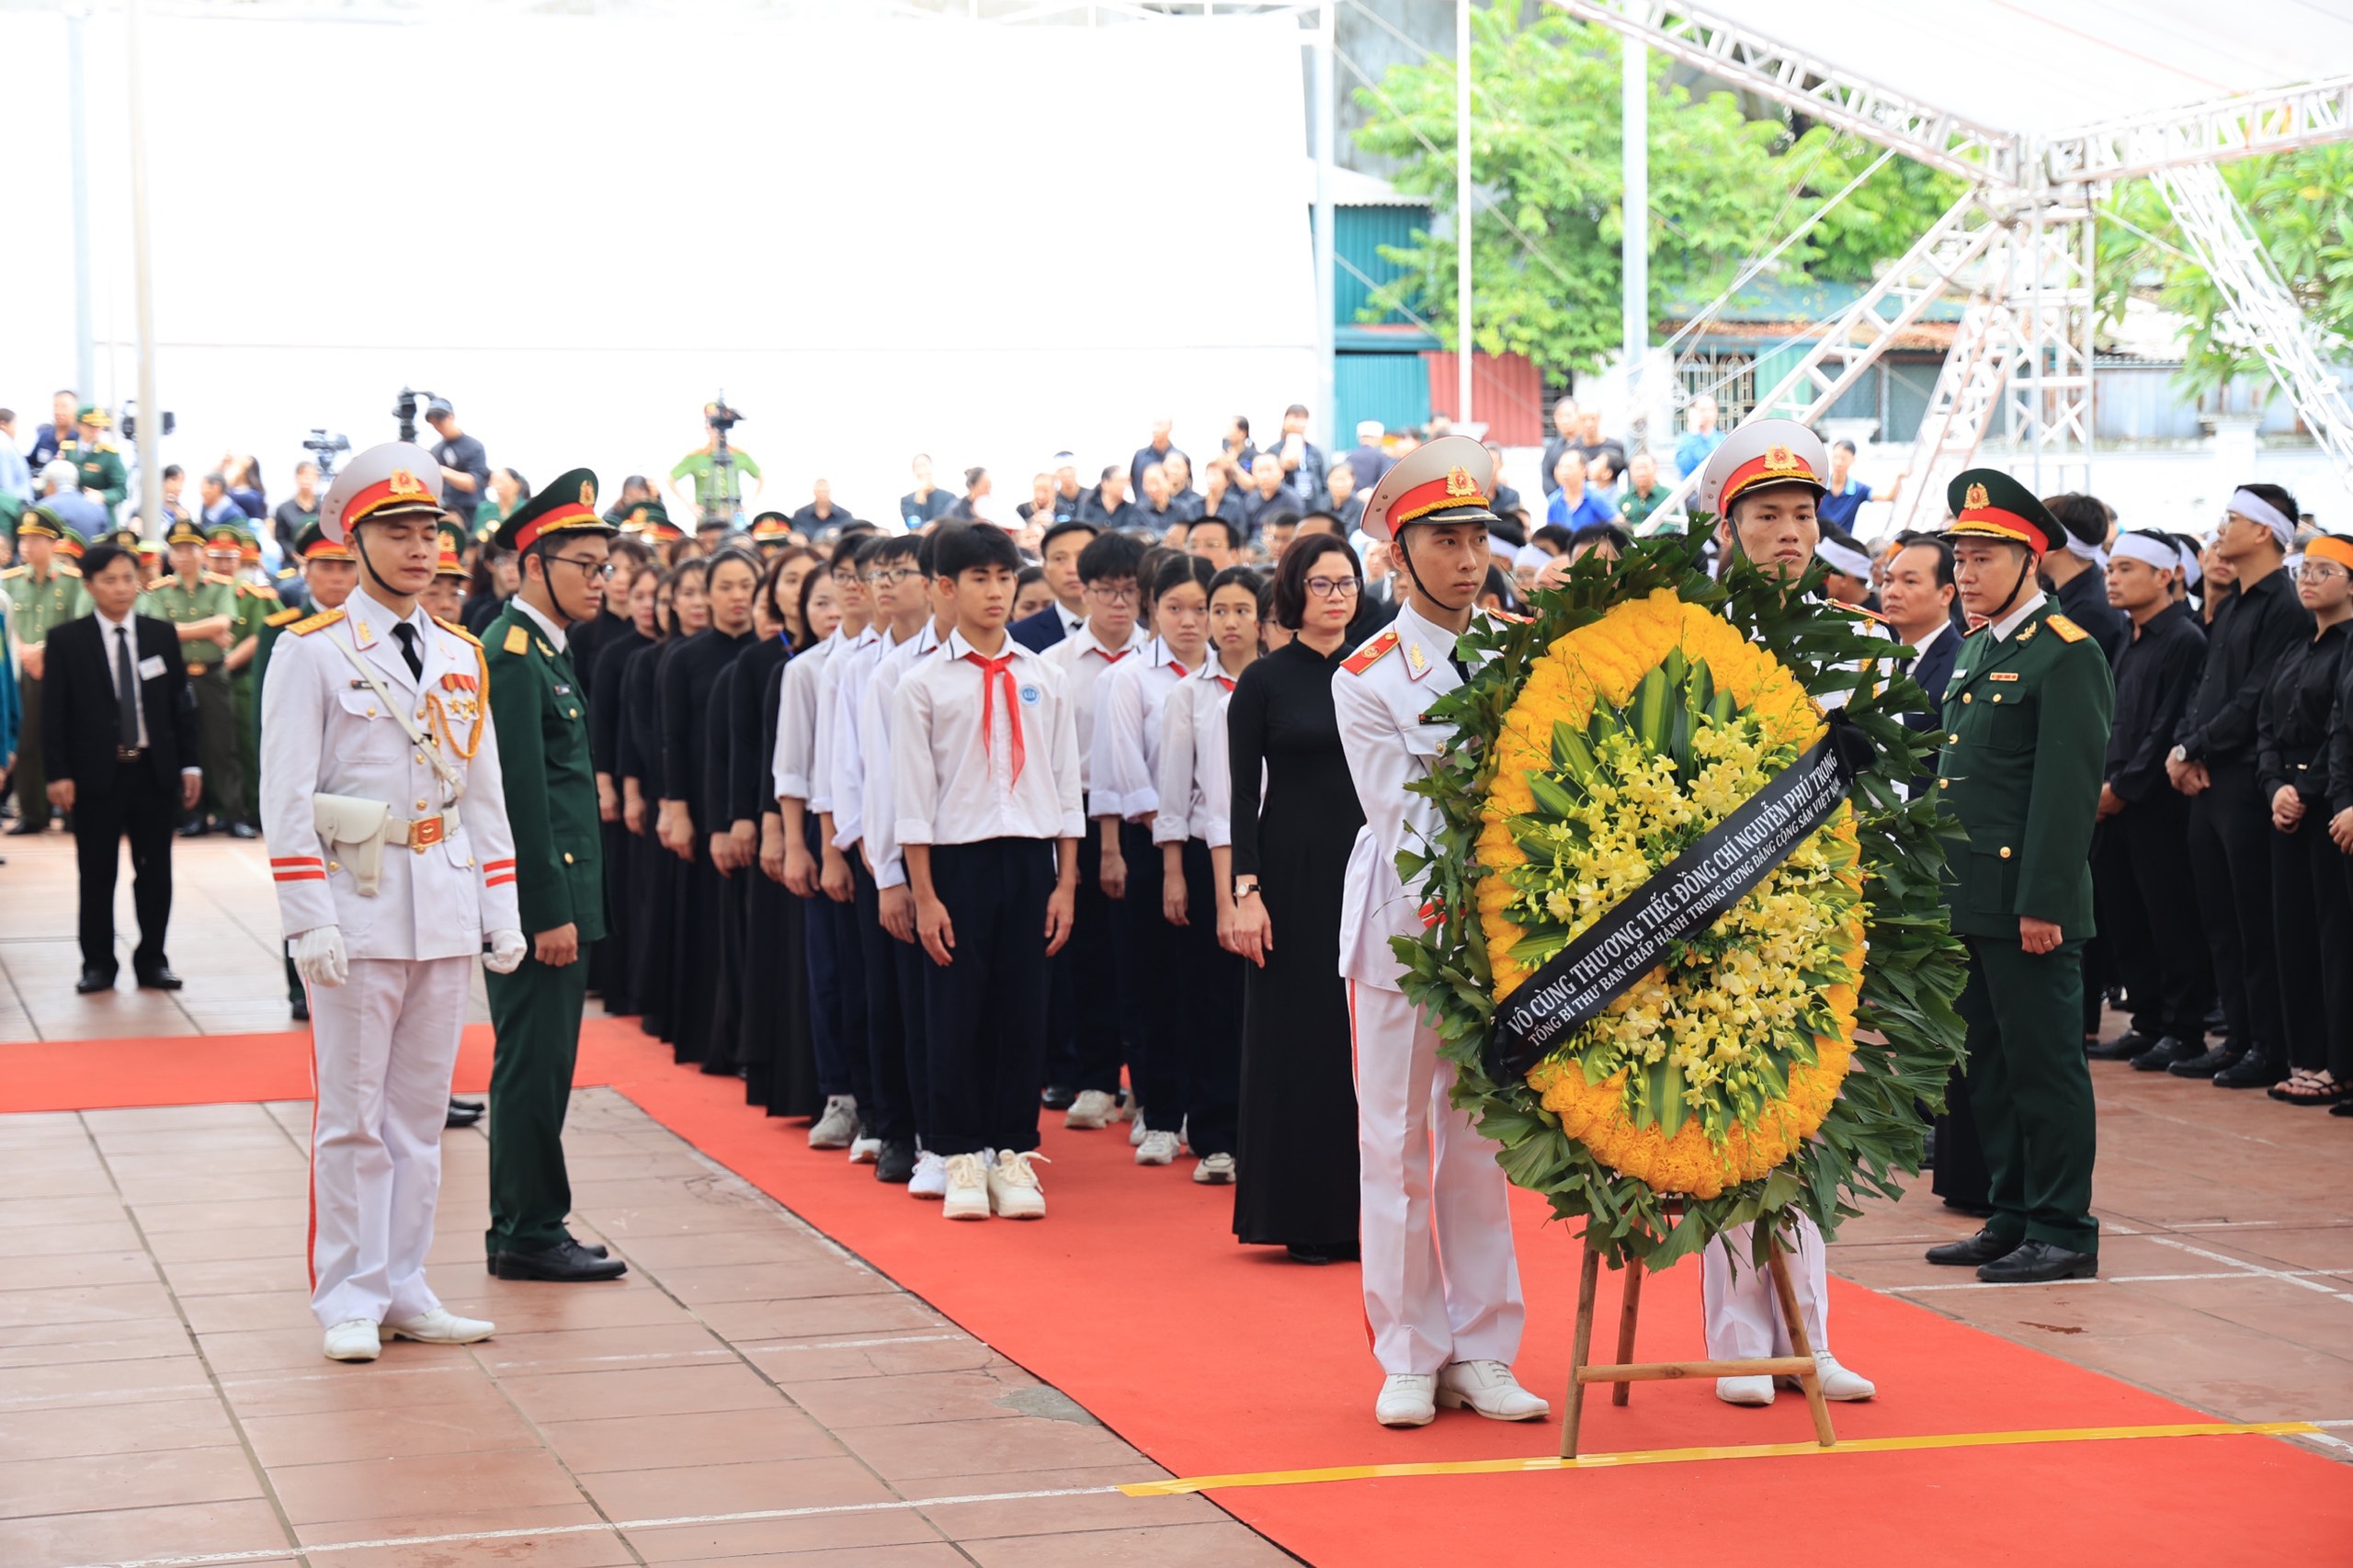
left=290, top=607, right=347, bottom=636
left=238, top=581, right=278, bottom=600
left=436, top=615, right=482, bottom=648
left=500, top=623, right=529, bottom=655
left=1341, top=628, right=1400, bottom=676
left=2047, top=613, right=2089, bottom=643
left=265, top=605, right=304, bottom=627
left=56, top=563, right=81, bottom=578
left=201, top=571, right=235, bottom=585
left=0, top=565, right=24, bottom=581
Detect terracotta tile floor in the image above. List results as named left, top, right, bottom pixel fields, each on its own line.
left=6, top=833, right=2353, bottom=1566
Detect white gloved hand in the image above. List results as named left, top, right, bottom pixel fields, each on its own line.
left=483, top=929, right=528, bottom=974
left=292, top=926, right=348, bottom=989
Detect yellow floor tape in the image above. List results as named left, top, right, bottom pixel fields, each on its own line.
left=1120, top=1421, right=2321, bottom=1496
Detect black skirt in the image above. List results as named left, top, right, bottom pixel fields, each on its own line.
left=629, top=825, right=676, bottom=1041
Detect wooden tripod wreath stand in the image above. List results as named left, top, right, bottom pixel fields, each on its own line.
left=1559, top=1221, right=1837, bottom=1459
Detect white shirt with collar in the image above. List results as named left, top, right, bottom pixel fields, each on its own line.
left=771, top=632, right=835, bottom=803
left=1153, top=653, right=1247, bottom=848
left=1051, top=600, right=1085, bottom=639
left=92, top=607, right=183, bottom=765
left=809, top=624, right=876, bottom=817
left=858, top=618, right=945, bottom=890
left=828, top=621, right=908, bottom=850
left=892, top=627, right=1082, bottom=848
left=1909, top=620, right=1953, bottom=661
left=1092, top=635, right=1198, bottom=823
left=511, top=595, right=567, bottom=654
left=1987, top=588, right=2048, bottom=642
left=1042, top=618, right=1150, bottom=815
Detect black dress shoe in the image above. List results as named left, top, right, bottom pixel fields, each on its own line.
left=4, top=820, right=44, bottom=836
left=567, top=1236, right=610, bottom=1259
left=2129, top=1035, right=2195, bottom=1072
left=1976, top=1240, right=2098, bottom=1283
left=2215, top=1050, right=2287, bottom=1089
left=177, top=817, right=210, bottom=838
left=74, top=968, right=116, bottom=994
left=226, top=822, right=259, bottom=840
left=489, top=1237, right=628, bottom=1282
left=1941, top=1198, right=1995, bottom=1219
left=444, top=1099, right=484, bottom=1130
left=2167, top=1045, right=2240, bottom=1078
left=1926, top=1228, right=2021, bottom=1267
left=1040, top=1085, right=1075, bottom=1111
left=875, top=1139, right=916, bottom=1184
left=134, top=968, right=183, bottom=991
left=2087, top=1030, right=2154, bottom=1062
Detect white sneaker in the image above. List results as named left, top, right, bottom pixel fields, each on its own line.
left=908, top=1150, right=947, bottom=1200
left=1129, top=1109, right=1150, bottom=1147
left=1136, top=1129, right=1180, bottom=1166
left=1778, top=1351, right=1876, bottom=1402
left=323, top=1319, right=381, bottom=1361
left=1063, top=1089, right=1116, bottom=1130
left=986, top=1150, right=1049, bottom=1220
left=809, top=1096, right=858, bottom=1149
left=1436, top=1359, right=1549, bottom=1421
left=1192, top=1152, right=1236, bottom=1185
left=1715, top=1375, right=1775, bottom=1406
left=1375, top=1373, right=1438, bottom=1427
left=942, top=1153, right=991, bottom=1220
left=383, top=1308, right=494, bottom=1346
left=1177, top=1115, right=1190, bottom=1151
left=847, top=1120, right=881, bottom=1165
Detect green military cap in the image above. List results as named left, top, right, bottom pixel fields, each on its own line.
left=436, top=517, right=471, bottom=577
left=17, top=506, right=67, bottom=541
left=619, top=500, right=682, bottom=542
left=108, top=527, right=142, bottom=551
left=74, top=403, right=110, bottom=428
left=164, top=517, right=209, bottom=549
left=494, top=468, right=616, bottom=553
left=205, top=519, right=252, bottom=549
left=1947, top=469, right=2057, bottom=556
left=293, top=519, right=353, bottom=562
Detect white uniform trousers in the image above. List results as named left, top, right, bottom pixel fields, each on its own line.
left=306, top=956, right=472, bottom=1329
left=1701, top=1214, right=1831, bottom=1359
left=1349, top=981, right=1525, bottom=1375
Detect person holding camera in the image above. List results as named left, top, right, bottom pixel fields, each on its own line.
left=425, top=399, right=491, bottom=527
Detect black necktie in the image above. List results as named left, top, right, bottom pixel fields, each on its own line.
left=115, top=627, right=140, bottom=749
left=392, top=622, right=423, bottom=680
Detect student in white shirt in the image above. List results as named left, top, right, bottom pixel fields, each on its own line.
left=1040, top=531, right=1150, bottom=1131
left=1151, top=562, right=1263, bottom=1185
left=893, top=524, right=1083, bottom=1221
left=774, top=535, right=874, bottom=1152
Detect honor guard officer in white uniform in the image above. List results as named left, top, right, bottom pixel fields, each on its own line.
left=1692, top=421, right=1876, bottom=1407
left=1334, top=435, right=1545, bottom=1430
left=259, top=442, right=528, bottom=1364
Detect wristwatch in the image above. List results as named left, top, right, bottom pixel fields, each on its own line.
left=1233, top=877, right=1260, bottom=900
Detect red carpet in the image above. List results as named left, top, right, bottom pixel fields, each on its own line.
left=8, top=1017, right=2347, bottom=1563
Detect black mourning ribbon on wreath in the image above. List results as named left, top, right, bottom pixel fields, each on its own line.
left=1485, top=710, right=1877, bottom=1082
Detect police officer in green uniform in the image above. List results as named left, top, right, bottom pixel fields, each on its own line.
left=61, top=406, right=128, bottom=523
left=2, top=507, right=89, bottom=834
left=482, top=470, right=627, bottom=1282
left=1925, top=471, right=2113, bottom=1284
left=138, top=518, right=241, bottom=834
left=210, top=522, right=276, bottom=838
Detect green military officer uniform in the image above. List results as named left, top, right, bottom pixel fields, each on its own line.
left=220, top=538, right=279, bottom=830
left=4, top=509, right=91, bottom=832
left=138, top=523, right=242, bottom=826
left=481, top=472, right=620, bottom=1272
left=62, top=406, right=128, bottom=522
left=1937, top=472, right=2113, bottom=1265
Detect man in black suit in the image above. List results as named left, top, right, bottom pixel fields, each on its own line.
left=1881, top=533, right=1961, bottom=744
left=42, top=542, right=202, bottom=993
left=1009, top=518, right=1097, bottom=653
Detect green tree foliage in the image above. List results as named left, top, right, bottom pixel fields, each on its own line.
left=1783, top=124, right=1967, bottom=285
left=2097, top=146, right=2353, bottom=400
left=1353, top=5, right=1789, bottom=377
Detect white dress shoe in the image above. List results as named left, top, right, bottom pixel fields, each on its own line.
left=987, top=1150, right=1048, bottom=1219
left=1779, top=1351, right=1876, bottom=1402
left=907, top=1150, right=947, bottom=1199
left=323, top=1319, right=381, bottom=1361
left=808, top=1095, right=858, bottom=1150
left=1063, top=1089, right=1116, bottom=1130
left=1135, top=1129, right=1179, bottom=1166
left=1192, top=1152, right=1236, bottom=1184
left=1375, top=1373, right=1438, bottom=1427
left=1437, top=1359, right=1550, bottom=1421
left=383, top=1308, right=494, bottom=1346
left=941, top=1153, right=991, bottom=1220
left=1715, top=1374, right=1775, bottom=1406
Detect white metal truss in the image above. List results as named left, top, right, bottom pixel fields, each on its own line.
left=1997, top=194, right=2099, bottom=491
left=2046, top=75, right=2353, bottom=186
left=2154, top=162, right=2353, bottom=479
left=1883, top=303, right=2018, bottom=536
left=1546, top=0, right=2021, bottom=186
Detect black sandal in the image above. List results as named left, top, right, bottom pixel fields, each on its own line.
left=2278, top=1072, right=2350, bottom=1107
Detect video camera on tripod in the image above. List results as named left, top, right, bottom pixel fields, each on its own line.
left=702, top=394, right=745, bottom=529
left=392, top=387, right=441, bottom=447
left=303, top=429, right=352, bottom=482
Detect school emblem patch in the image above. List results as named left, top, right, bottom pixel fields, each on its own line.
left=1018, top=684, right=1042, bottom=706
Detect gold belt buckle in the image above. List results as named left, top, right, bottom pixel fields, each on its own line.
left=410, top=814, right=445, bottom=852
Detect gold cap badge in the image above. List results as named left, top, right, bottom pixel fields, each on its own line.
left=389, top=469, right=426, bottom=497
left=1965, top=482, right=1990, bottom=511
left=578, top=479, right=596, bottom=507
left=1765, top=444, right=1801, bottom=472
left=1444, top=465, right=1478, bottom=498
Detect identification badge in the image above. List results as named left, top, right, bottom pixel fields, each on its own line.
left=138, top=654, right=166, bottom=680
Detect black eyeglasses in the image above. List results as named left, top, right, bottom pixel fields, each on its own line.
left=548, top=556, right=616, bottom=580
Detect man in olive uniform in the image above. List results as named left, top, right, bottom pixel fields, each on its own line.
left=3, top=507, right=89, bottom=833
left=61, top=406, right=127, bottom=524
left=481, top=470, right=627, bottom=1283
left=139, top=518, right=241, bottom=834
left=1925, top=471, right=2113, bottom=1284
left=212, top=522, right=276, bottom=839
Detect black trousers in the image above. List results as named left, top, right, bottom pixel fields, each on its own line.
left=1167, top=838, right=1244, bottom=1156
left=2114, top=791, right=2214, bottom=1042
left=921, top=838, right=1054, bottom=1156
left=821, top=871, right=873, bottom=1111
left=1044, top=830, right=1124, bottom=1095
left=852, top=858, right=920, bottom=1144
left=2188, top=760, right=2280, bottom=1056
left=74, top=757, right=175, bottom=976
left=1115, top=820, right=1178, bottom=1119
left=2271, top=805, right=2353, bottom=1076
